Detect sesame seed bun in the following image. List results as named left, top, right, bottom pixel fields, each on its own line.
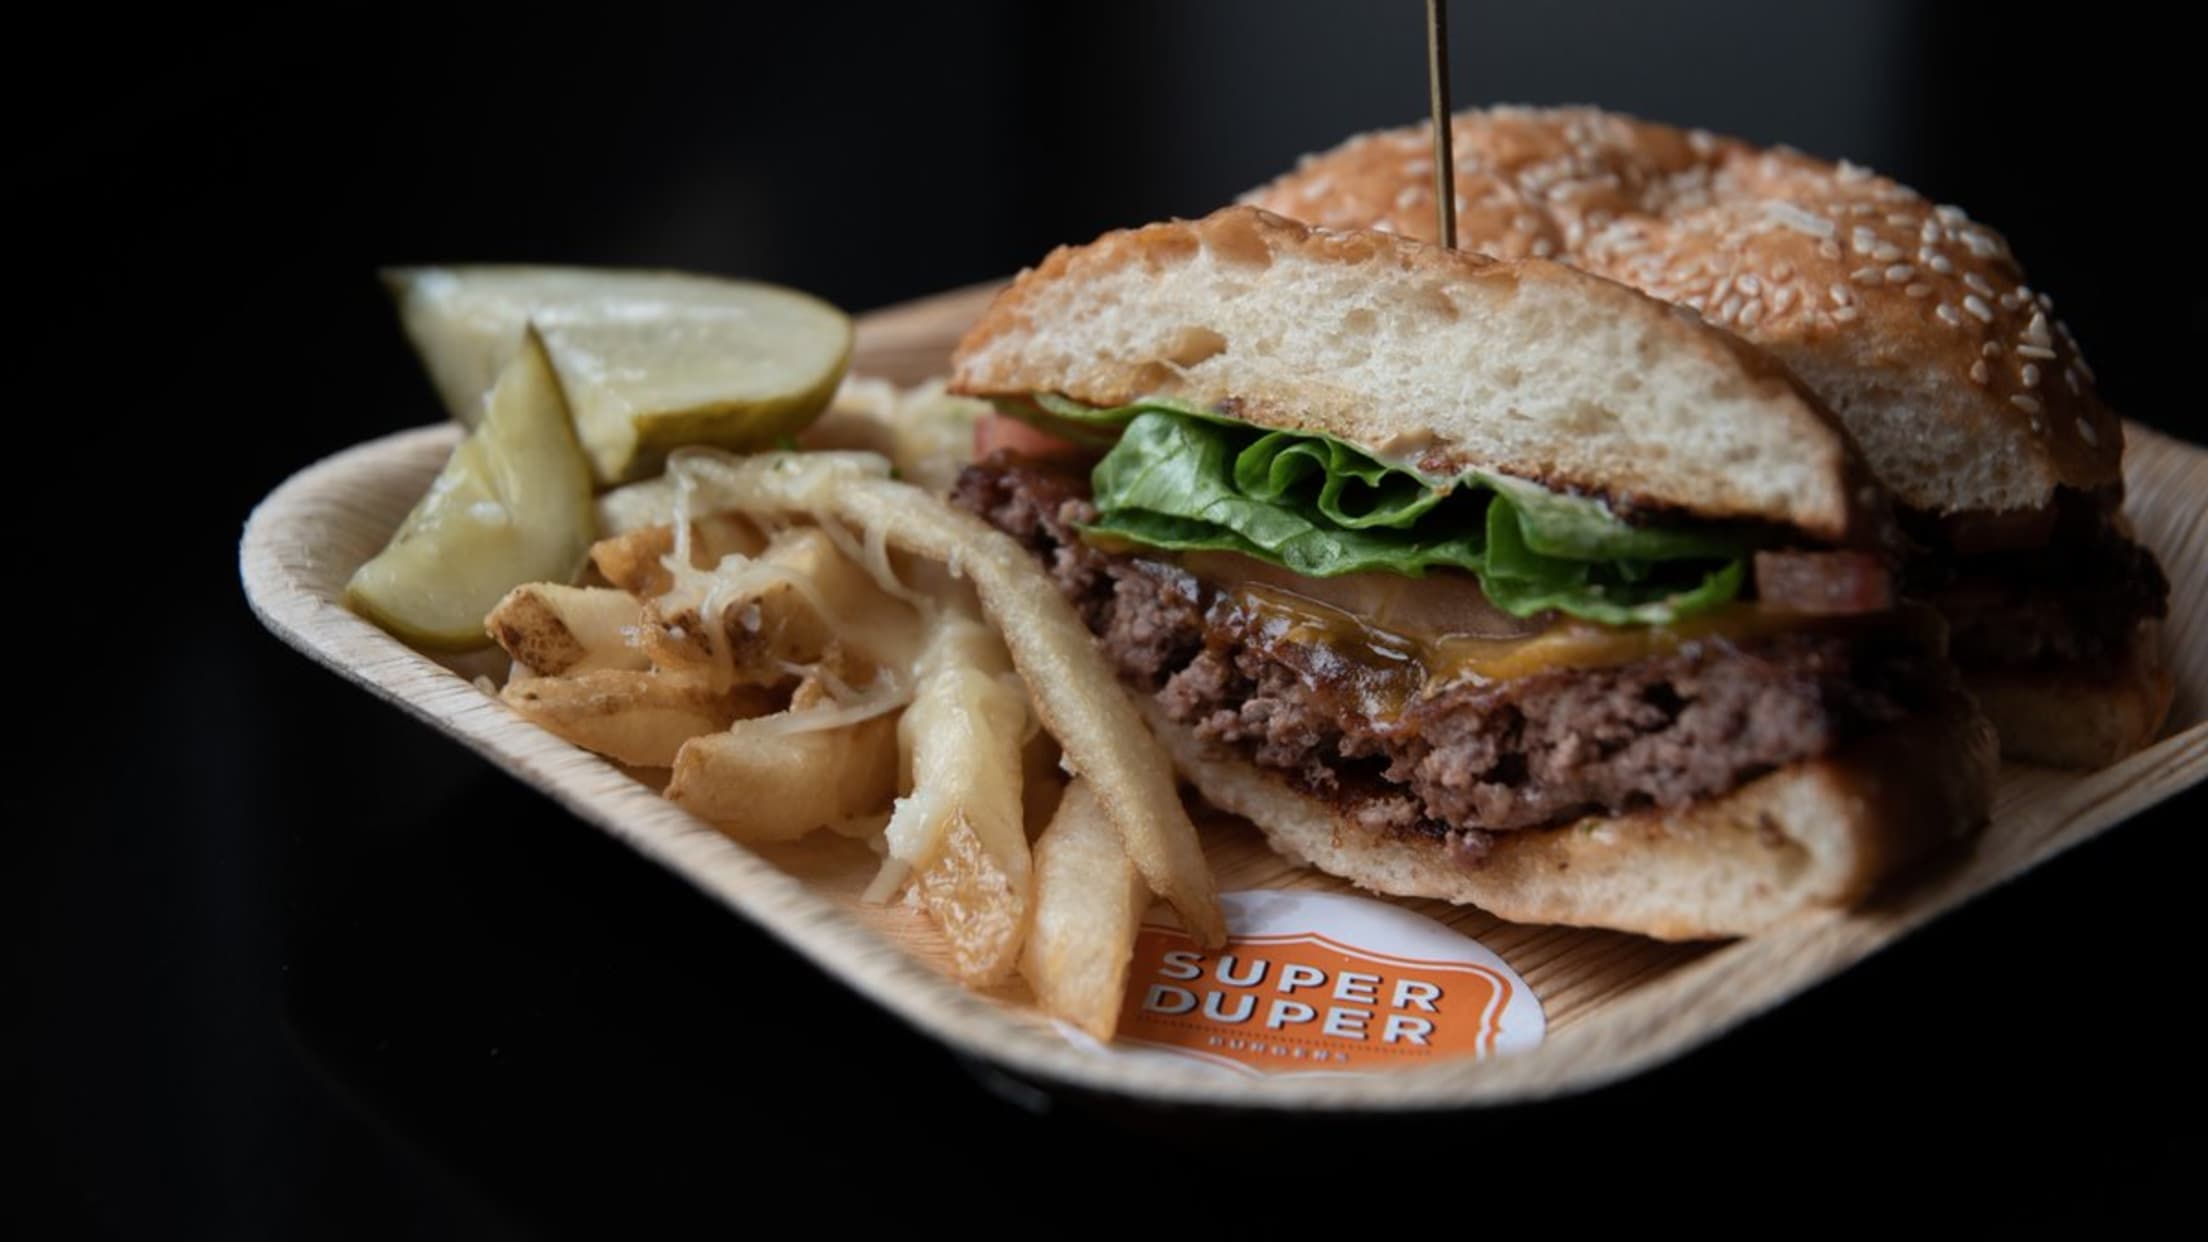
left=1241, top=105, right=2122, bottom=517
left=952, top=204, right=1869, bottom=540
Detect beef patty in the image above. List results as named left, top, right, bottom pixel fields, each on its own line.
left=953, top=456, right=1944, bottom=851
left=1901, top=489, right=2168, bottom=673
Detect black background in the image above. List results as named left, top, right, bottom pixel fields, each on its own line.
left=19, top=2, right=2206, bottom=1235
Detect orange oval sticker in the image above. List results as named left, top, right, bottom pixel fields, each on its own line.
left=1068, top=890, right=1544, bottom=1076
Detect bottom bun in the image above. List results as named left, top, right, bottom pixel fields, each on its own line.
left=1967, top=621, right=2173, bottom=769
left=1140, top=691, right=1998, bottom=941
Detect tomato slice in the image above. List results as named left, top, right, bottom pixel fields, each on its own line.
left=974, top=412, right=1084, bottom=461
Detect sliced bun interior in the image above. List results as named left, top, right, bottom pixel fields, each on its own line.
left=953, top=205, right=1867, bottom=541
left=1240, top=105, right=2124, bottom=516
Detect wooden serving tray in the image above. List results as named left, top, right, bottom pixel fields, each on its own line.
left=242, top=285, right=2208, bottom=1110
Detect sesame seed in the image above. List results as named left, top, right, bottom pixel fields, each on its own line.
left=1373, top=219, right=1397, bottom=234
left=1404, top=158, right=1433, bottom=176
left=1454, top=194, right=1469, bottom=213
left=1531, top=238, right=1556, bottom=258
left=1963, top=272, right=1995, bottom=297
left=1999, top=290, right=2023, bottom=310
left=2077, top=418, right=2100, bottom=447
left=1834, top=305, right=1860, bottom=322
left=1851, top=266, right=1882, bottom=284
left=1927, top=254, right=1954, bottom=274
left=1886, top=263, right=1916, bottom=282
left=2023, top=312, right=2053, bottom=347
left=1740, top=298, right=1766, bottom=327
left=2010, top=394, right=2042, bottom=415
left=1963, top=295, right=1994, bottom=321
left=1683, top=295, right=1707, bottom=312
left=1872, top=243, right=1905, bottom=263
left=1851, top=202, right=1877, bottom=216
left=1718, top=294, right=1743, bottom=323
left=1936, top=204, right=1968, bottom=224
left=1394, top=186, right=1426, bottom=210
left=1937, top=303, right=1965, bottom=327
left=1829, top=283, right=1854, bottom=306
left=1905, top=282, right=1933, bottom=298
left=1713, top=274, right=1735, bottom=303
left=2036, top=291, right=2055, bottom=310
left=1817, top=239, right=1844, bottom=261
left=1513, top=214, right=1539, bottom=233
left=2021, top=363, right=2041, bottom=388
left=1983, top=342, right=2001, bottom=357
left=1737, top=273, right=1761, bottom=295
left=1920, top=219, right=1941, bottom=244
left=1969, top=359, right=1990, bottom=384
left=1961, top=231, right=2000, bottom=257
left=1299, top=175, right=1334, bottom=203
left=2065, top=367, right=2082, bottom=393
left=2017, top=344, right=2057, bottom=360
left=1771, top=285, right=1798, bottom=313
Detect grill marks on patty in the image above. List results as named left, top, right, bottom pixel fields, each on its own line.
left=952, top=456, right=1936, bottom=844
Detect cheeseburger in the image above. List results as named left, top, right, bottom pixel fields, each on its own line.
left=1243, top=105, right=2172, bottom=767
left=948, top=204, right=1996, bottom=939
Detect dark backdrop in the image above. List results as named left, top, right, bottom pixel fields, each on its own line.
left=20, top=2, right=2204, bottom=1236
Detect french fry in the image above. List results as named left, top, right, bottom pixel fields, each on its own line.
left=918, top=817, right=1027, bottom=987
left=485, top=583, right=648, bottom=675
left=589, top=524, right=679, bottom=596
left=589, top=513, right=765, bottom=597
left=664, top=449, right=1226, bottom=947
left=884, top=610, right=1031, bottom=985
left=1021, top=780, right=1149, bottom=1039
left=502, top=669, right=770, bottom=767
left=644, top=525, right=921, bottom=687
left=666, top=712, right=899, bottom=843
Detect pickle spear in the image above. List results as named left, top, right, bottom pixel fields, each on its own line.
left=386, top=266, right=851, bottom=484
left=346, top=328, right=596, bottom=651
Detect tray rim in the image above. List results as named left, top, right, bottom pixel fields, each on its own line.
left=240, top=415, right=2208, bottom=1112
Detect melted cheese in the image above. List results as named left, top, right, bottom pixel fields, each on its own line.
left=1229, top=582, right=1831, bottom=719
left=653, top=452, right=923, bottom=721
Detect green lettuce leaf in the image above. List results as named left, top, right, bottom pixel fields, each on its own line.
left=1043, top=396, right=1752, bottom=624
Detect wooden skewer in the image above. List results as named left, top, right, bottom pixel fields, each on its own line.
left=1427, top=0, right=1457, bottom=249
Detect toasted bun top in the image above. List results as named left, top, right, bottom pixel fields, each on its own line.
left=1240, top=105, right=2122, bottom=515
left=952, top=205, right=1866, bottom=540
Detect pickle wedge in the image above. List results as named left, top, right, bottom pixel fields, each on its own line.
left=346, top=329, right=596, bottom=651
left=386, top=266, right=852, bottom=484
